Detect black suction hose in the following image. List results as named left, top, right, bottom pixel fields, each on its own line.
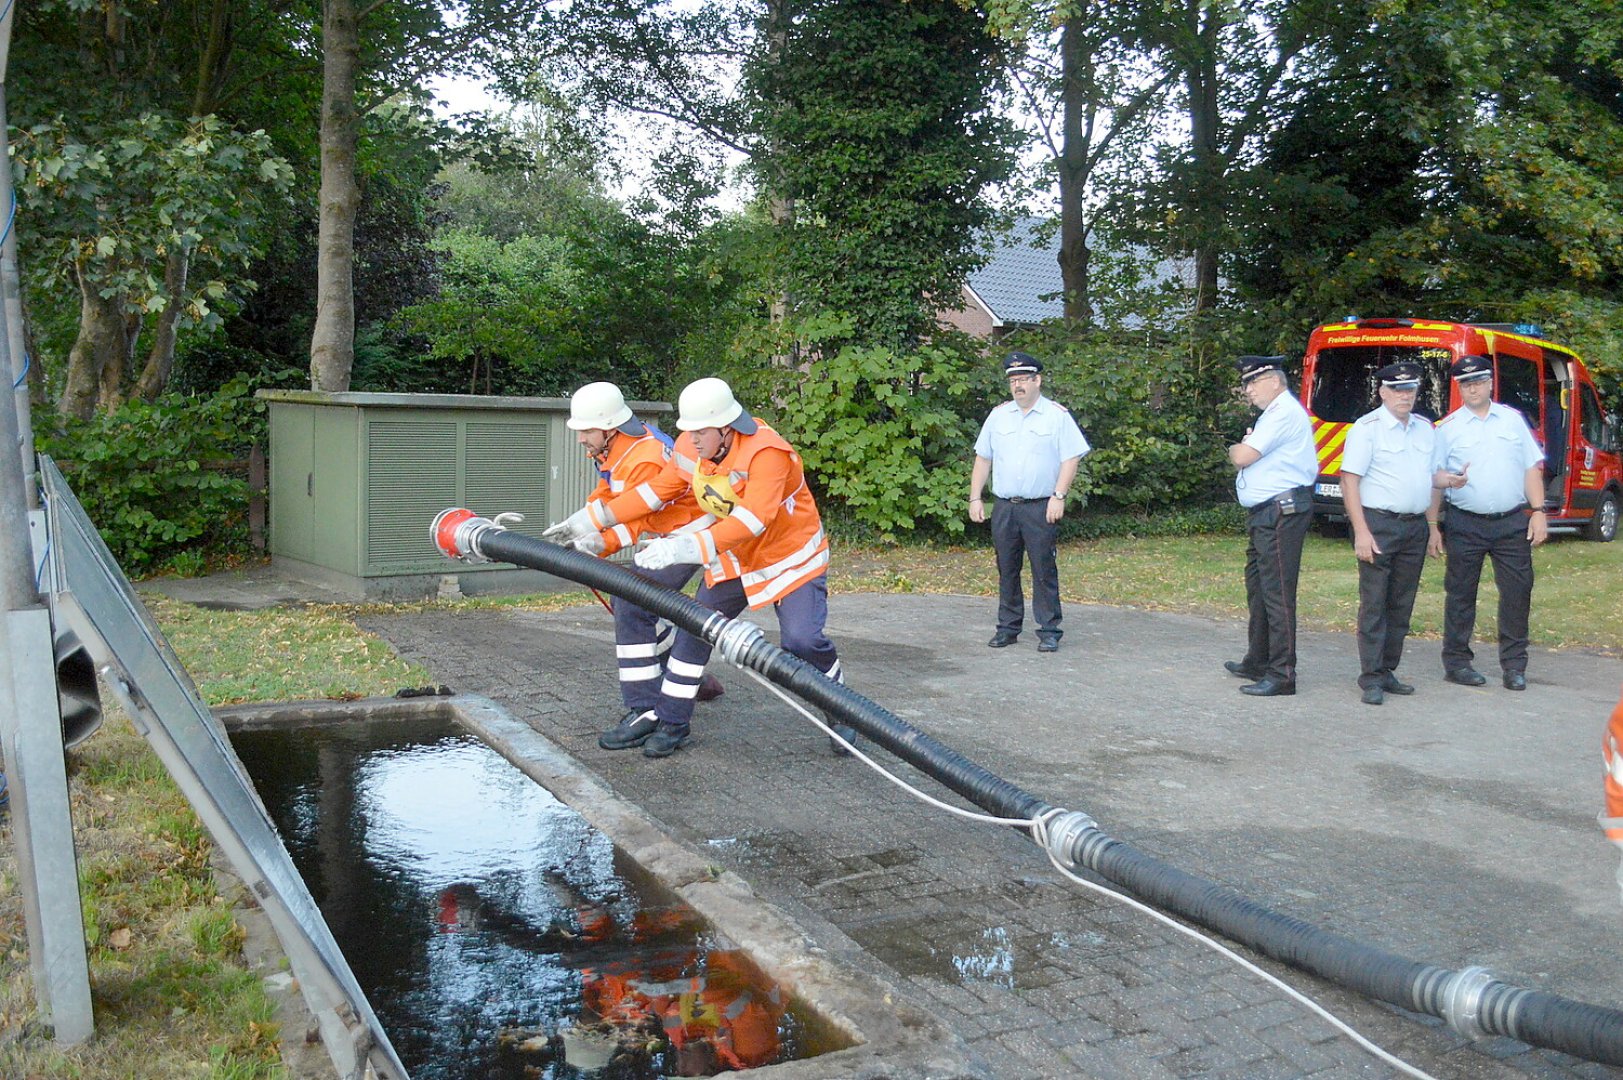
left=471, top=525, right=1044, bottom=821
left=435, top=513, right=1623, bottom=1067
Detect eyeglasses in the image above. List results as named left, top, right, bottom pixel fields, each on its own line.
left=1007, top=374, right=1037, bottom=385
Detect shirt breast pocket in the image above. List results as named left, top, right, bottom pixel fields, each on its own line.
left=1375, top=426, right=1411, bottom=455
left=1025, top=417, right=1059, bottom=440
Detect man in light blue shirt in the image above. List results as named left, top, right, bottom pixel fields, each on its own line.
left=1340, top=361, right=1438, bottom=705
left=969, top=352, right=1090, bottom=653
left=1225, top=355, right=1318, bottom=696
left=1429, top=354, right=1548, bottom=691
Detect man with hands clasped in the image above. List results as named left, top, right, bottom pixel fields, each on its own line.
left=1428, top=354, right=1549, bottom=692
left=1339, top=362, right=1437, bottom=706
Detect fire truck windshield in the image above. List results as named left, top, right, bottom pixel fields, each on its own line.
left=1311, top=345, right=1450, bottom=423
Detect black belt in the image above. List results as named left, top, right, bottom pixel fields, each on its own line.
left=1366, top=508, right=1426, bottom=521
left=1246, top=485, right=1313, bottom=515
left=996, top=496, right=1047, bottom=504
left=1448, top=506, right=1523, bottom=521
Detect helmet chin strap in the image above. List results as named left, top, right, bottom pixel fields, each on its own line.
left=708, top=428, right=736, bottom=464
left=587, top=429, right=617, bottom=464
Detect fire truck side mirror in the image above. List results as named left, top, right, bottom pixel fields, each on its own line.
left=55, top=629, right=103, bottom=749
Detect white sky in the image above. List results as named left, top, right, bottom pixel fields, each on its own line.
left=426, top=73, right=753, bottom=212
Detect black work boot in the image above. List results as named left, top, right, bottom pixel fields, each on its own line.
left=599, top=709, right=658, bottom=750
left=643, top=726, right=690, bottom=758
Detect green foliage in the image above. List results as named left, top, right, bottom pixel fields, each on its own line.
left=748, top=0, right=1017, bottom=349
left=37, top=381, right=262, bottom=573
left=12, top=111, right=294, bottom=343
left=730, top=314, right=985, bottom=539
left=1006, top=326, right=1237, bottom=512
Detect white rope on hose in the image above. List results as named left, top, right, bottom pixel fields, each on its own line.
left=1028, top=810, right=1439, bottom=1080
left=737, top=666, right=1033, bottom=828
left=737, top=667, right=1439, bottom=1080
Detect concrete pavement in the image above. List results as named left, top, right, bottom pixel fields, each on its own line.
left=350, top=591, right=1623, bottom=1079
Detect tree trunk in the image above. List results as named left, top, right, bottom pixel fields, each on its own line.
left=310, top=0, right=361, bottom=393
left=59, top=267, right=126, bottom=421
left=97, top=309, right=141, bottom=414
left=1184, top=1, right=1223, bottom=313
left=760, top=0, right=799, bottom=366
left=134, top=246, right=191, bottom=401
left=190, top=0, right=234, bottom=118
left=1058, top=14, right=1092, bottom=324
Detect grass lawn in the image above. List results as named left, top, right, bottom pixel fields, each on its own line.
left=0, top=530, right=1617, bottom=1077
left=832, top=529, right=1623, bottom=654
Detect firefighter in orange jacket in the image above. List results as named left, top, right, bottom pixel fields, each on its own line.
left=1601, top=685, right=1623, bottom=903
left=548, top=377, right=850, bottom=759
left=541, top=382, right=720, bottom=736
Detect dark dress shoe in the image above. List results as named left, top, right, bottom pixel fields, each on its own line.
left=1503, top=670, right=1527, bottom=691
left=1444, top=667, right=1487, bottom=687
left=1224, top=660, right=1265, bottom=680
left=1240, top=677, right=1295, bottom=697
left=1036, top=637, right=1059, bottom=653
left=1361, top=684, right=1385, bottom=706
left=829, top=723, right=858, bottom=756
left=600, top=709, right=658, bottom=750
left=1381, top=674, right=1415, bottom=695
left=987, top=632, right=1019, bottom=648
left=642, top=727, right=690, bottom=758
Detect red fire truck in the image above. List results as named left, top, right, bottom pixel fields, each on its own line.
left=1300, top=318, right=1621, bottom=541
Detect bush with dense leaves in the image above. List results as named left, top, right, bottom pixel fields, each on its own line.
left=36, top=380, right=261, bottom=574
left=1003, top=328, right=1239, bottom=513
left=727, top=315, right=987, bottom=541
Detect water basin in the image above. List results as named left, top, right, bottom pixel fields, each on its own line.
left=231, top=714, right=836, bottom=1078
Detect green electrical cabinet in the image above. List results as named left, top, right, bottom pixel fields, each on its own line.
left=259, top=391, right=670, bottom=600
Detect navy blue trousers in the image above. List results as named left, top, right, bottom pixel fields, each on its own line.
left=611, top=562, right=697, bottom=712
left=991, top=498, right=1062, bottom=641
left=655, top=573, right=840, bottom=734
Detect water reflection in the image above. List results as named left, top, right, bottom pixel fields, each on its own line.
left=232, top=716, right=822, bottom=1078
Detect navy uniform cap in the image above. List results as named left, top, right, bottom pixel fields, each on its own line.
left=1236, top=355, right=1286, bottom=383
left=1449, top=354, right=1493, bottom=382
left=1003, top=352, right=1043, bottom=376
left=1375, top=361, right=1422, bottom=389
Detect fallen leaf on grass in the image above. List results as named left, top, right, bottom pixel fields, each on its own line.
left=108, top=927, right=133, bottom=950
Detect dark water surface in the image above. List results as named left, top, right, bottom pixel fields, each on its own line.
left=231, top=716, right=834, bottom=1078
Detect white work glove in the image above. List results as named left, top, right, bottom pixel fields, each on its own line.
left=634, top=533, right=704, bottom=570
left=571, top=531, right=606, bottom=556
left=541, top=506, right=597, bottom=545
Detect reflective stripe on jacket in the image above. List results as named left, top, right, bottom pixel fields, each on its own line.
left=604, top=420, right=828, bottom=608
left=1602, top=688, right=1623, bottom=847
left=588, top=431, right=703, bottom=556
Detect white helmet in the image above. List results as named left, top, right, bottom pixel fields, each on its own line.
left=677, top=377, right=756, bottom=432
left=567, top=382, right=636, bottom=432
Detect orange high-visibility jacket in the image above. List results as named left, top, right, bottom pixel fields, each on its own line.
left=581, top=948, right=783, bottom=1071
left=587, top=430, right=703, bottom=556
left=1601, top=687, right=1623, bottom=854
left=596, top=421, right=828, bottom=608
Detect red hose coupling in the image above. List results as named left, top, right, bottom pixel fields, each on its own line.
left=431, top=508, right=492, bottom=563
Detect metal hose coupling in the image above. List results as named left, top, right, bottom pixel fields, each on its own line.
left=432, top=508, right=502, bottom=564
left=711, top=616, right=767, bottom=667
left=1437, top=965, right=1497, bottom=1040
left=1036, top=809, right=1101, bottom=870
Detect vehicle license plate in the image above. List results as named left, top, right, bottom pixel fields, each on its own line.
left=1315, top=482, right=1341, bottom=498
